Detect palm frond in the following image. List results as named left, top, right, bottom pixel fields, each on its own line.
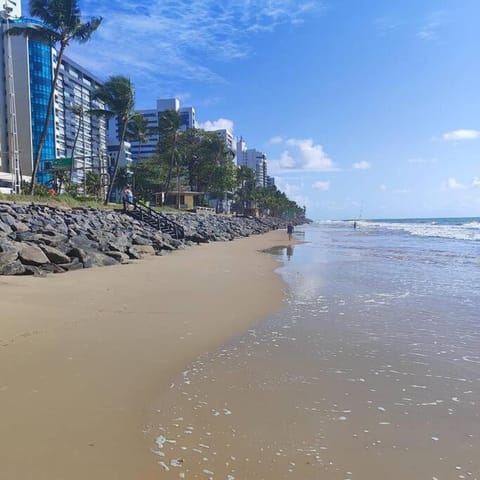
left=73, top=17, right=103, bottom=43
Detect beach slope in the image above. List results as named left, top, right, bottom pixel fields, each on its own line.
left=0, top=230, right=289, bottom=480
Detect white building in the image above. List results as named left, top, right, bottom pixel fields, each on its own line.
left=215, top=129, right=234, bottom=151
left=235, top=137, right=268, bottom=187
left=128, top=98, right=196, bottom=162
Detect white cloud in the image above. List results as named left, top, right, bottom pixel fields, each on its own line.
left=417, top=11, right=445, bottom=41
left=447, top=177, right=466, bottom=189
left=379, top=184, right=387, bottom=191
left=68, top=0, right=322, bottom=88
left=447, top=177, right=480, bottom=190
left=353, top=161, right=371, bottom=170
left=312, top=180, right=330, bottom=191
left=443, top=129, right=480, bottom=141
left=198, top=118, right=234, bottom=132
left=269, top=137, right=335, bottom=172
left=274, top=179, right=309, bottom=207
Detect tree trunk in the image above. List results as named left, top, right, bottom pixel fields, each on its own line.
left=104, top=119, right=127, bottom=205
left=69, top=110, right=83, bottom=182
left=163, top=131, right=177, bottom=202
left=30, top=42, right=66, bottom=194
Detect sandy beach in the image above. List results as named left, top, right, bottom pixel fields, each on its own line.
left=0, top=230, right=290, bottom=480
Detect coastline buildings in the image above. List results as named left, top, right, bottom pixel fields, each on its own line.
left=236, top=137, right=268, bottom=187
left=0, top=2, right=107, bottom=189
left=128, top=98, right=196, bottom=162
left=215, top=129, right=234, bottom=151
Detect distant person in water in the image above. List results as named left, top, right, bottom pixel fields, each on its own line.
left=287, top=223, right=294, bottom=241
left=353, top=221, right=357, bottom=229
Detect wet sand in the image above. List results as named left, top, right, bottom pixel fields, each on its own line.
left=0, top=230, right=292, bottom=480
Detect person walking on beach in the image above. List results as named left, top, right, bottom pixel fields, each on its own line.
left=287, top=223, right=294, bottom=241
left=122, top=185, right=134, bottom=212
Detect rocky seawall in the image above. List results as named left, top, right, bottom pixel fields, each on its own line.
left=0, top=202, right=303, bottom=276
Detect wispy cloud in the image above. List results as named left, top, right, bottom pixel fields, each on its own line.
left=268, top=136, right=284, bottom=145
left=446, top=177, right=480, bottom=190
left=353, top=161, right=371, bottom=170
left=198, top=118, right=234, bottom=132
left=274, top=179, right=310, bottom=207
left=373, top=16, right=401, bottom=34
left=69, top=0, right=321, bottom=90
left=442, top=129, right=480, bottom=141
left=269, top=137, right=336, bottom=172
left=312, top=180, right=330, bottom=191
left=417, top=11, right=446, bottom=41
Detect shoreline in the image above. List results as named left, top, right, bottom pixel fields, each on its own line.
left=0, top=230, right=294, bottom=479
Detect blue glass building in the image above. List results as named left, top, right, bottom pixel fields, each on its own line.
left=28, top=39, right=55, bottom=185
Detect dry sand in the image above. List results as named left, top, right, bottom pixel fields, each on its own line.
left=0, top=229, right=291, bottom=480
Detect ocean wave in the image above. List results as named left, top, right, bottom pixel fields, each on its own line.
left=316, top=219, right=480, bottom=241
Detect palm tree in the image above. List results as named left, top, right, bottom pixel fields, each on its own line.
left=92, top=76, right=135, bottom=205
left=126, top=113, right=149, bottom=160
left=9, top=0, right=102, bottom=194
left=156, top=109, right=182, bottom=202
left=68, top=103, right=85, bottom=182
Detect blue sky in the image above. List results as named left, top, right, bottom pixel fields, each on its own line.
left=66, top=0, right=479, bottom=220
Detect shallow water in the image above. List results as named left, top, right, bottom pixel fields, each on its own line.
left=148, top=223, right=480, bottom=479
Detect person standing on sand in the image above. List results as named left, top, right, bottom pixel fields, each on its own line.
left=287, top=223, right=294, bottom=241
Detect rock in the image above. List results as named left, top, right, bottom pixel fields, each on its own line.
left=40, top=245, right=71, bottom=265
left=130, top=245, right=155, bottom=256
left=23, top=265, right=47, bottom=276
left=58, top=258, right=84, bottom=271
left=17, top=243, right=50, bottom=266
left=0, top=260, right=25, bottom=275
left=132, top=235, right=153, bottom=246
left=0, top=221, right=11, bottom=235
left=127, top=247, right=143, bottom=259
left=0, top=251, right=18, bottom=267
left=83, top=250, right=119, bottom=267
left=0, top=213, right=16, bottom=226
left=11, top=222, right=29, bottom=233
left=105, top=251, right=130, bottom=263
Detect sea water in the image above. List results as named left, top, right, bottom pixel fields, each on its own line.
left=150, top=219, right=480, bottom=479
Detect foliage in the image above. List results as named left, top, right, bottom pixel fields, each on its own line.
left=155, top=109, right=182, bottom=195
left=9, top=0, right=102, bottom=194
left=130, top=161, right=163, bottom=201
left=126, top=113, right=150, bottom=156
left=85, top=171, right=102, bottom=199
left=92, top=75, right=135, bottom=204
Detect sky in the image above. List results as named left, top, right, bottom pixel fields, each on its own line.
left=63, top=0, right=480, bottom=220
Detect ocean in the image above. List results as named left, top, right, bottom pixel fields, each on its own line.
left=149, top=219, right=480, bottom=479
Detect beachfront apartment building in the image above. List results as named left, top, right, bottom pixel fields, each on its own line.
left=0, top=2, right=107, bottom=188
left=128, top=98, right=197, bottom=162
left=236, top=137, right=268, bottom=187
left=215, top=129, right=234, bottom=151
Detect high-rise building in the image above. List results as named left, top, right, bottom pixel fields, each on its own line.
left=128, top=98, right=196, bottom=162
left=0, top=3, right=107, bottom=188
left=215, top=129, right=234, bottom=151
left=236, top=137, right=268, bottom=187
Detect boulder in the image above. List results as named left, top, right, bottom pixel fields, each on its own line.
left=40, top=245, right=71, bottom=265
left=130, top=245, right=155, bottom=256
left=17, top=243, right=50, bottom=266
left=105, top=251, right=130, bottom=263
left=0, top=260, right=25, bottom=275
